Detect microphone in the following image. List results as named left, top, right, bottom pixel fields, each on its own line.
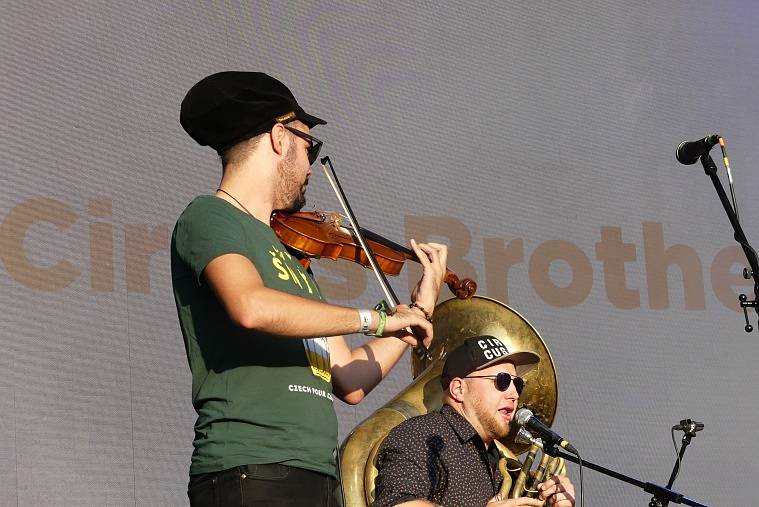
left=675, top=134, right=721, bottom=165
left=514, top=408, right=578, bottom=454
left=672, top=419, right=704, bottom=433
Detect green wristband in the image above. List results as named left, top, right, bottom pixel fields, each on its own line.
left=374, top=310, right=387, bottom=336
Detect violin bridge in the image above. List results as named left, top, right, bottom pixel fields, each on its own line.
left=327, top=211, right=342, bottom=229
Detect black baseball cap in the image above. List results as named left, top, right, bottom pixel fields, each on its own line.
left=180, top=71, right=326, bottom=153
left=441, top=336, right=540, bottom=388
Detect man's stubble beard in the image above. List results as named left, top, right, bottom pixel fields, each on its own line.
left=274, top=142, right=307, bottom=213
left=470, top=392, right=511, bottom=442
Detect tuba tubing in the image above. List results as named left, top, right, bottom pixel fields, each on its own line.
left=509, top=444, right=540, bottom=499
left=500, top=443, right=567, bottom=504
left=505, top=428, right=568, bottom=503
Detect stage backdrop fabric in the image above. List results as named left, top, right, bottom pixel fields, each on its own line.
left=1, top=1, right=758, bottom=505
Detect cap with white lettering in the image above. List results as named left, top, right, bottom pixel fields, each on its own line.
left=440, top=335, right=540, bottom=388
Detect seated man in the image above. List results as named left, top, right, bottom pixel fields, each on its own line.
left=372, top=336, right=575, bottom=507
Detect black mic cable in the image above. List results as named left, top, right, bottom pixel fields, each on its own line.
left=574, top=444, right=584, bottom=507
left=716, top=136, right=741, bottom=223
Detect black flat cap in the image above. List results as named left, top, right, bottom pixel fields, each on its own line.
left=180, top=71, right=326, bottom=153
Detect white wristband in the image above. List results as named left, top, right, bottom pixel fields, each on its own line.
left=358, top=309, right=372, bottom=334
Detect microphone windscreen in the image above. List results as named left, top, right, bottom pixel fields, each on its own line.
left=514, top=407, right=534, bottom=427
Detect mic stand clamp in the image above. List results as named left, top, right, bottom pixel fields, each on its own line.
left=648, top=420, right=702, bottom=507
left=739, top=292, right=757, bottom=332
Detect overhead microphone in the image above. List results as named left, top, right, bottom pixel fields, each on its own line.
left=672, top=419, right=704, bottom=433
left=675, top=134, right=721, bottom=165
left=514, top=408, right=578, bottom=454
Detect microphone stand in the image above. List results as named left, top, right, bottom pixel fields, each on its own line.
left=648, top=422, right=702, bottom=507
left=700, top=153, right=759, bottom=332
left=542, top=445, right=709, bottom=507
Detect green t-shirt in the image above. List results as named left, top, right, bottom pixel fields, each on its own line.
left=171, top=196, right=338, bottom=476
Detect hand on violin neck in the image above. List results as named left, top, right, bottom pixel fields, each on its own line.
left=379, top=305, right=433, bottom=349
left=409, top=239, right=448, bottom=317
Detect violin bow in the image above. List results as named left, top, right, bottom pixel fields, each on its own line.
left=319, top=156, right=432, bottom=360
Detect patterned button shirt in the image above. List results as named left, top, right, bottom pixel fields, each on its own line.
left=372, top=404, right=503, bottom=507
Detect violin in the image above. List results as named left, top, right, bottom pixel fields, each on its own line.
left=270, top=210, right=477, bottom=300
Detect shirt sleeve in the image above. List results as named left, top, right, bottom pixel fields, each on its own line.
left=173, top=199, right=248, bottom=284
left=371, top=427, right=434, bottom=507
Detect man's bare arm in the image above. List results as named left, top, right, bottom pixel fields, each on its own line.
left=328, top=335, right=409, bottom=404
left=328, top=240, right=448, bottom=404
left=203, top=253, right=432, bottom=339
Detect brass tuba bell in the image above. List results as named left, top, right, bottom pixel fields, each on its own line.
left=340, top=296, right=564, bottom=505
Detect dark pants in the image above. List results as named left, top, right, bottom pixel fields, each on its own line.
left=188, top=464, right=343, bottom=507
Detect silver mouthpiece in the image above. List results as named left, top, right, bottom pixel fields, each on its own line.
left=514, top=427, right=542, bottom=448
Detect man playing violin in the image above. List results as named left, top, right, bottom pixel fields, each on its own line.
left=173, top=71, right=448, bottom=507
left=372, top=336, right=575, bottom=507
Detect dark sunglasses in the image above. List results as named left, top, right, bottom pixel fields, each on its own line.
left=284, top=126, right=323, bottom=165
left=464, top=372, right=525, bottom=395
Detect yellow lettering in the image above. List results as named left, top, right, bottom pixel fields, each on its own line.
left=89, top=199, right=113, bottom=291
left=529, top=240, right=593, bottom=307
left=483, top=237, right=524, bottom=304
left=595, top=226, right=640, bottom=309
left=125, top=224, right=169, bottom=293
left=711, top=246, right=751, bottom=312
left=285, top=263, right=303, bottom=288
left=404, top=215, right=477, bottom=296
left=273, top=257, right=289, bottom=280
left=0, top=198, right=79, bottom=290
left=312, top=261, right=366, bottom=301
left=643, top=222, right=705, bottom=310
left=299, top=271, right=313, bottom=294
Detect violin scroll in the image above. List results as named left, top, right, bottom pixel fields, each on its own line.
left=444, top=272, right=477, bottom=300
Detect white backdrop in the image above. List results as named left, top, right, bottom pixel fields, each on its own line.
left=2, top=1, right=758, bottom=505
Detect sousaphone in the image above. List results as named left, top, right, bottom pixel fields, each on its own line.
left=340, top=295, right=561, bottom=505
